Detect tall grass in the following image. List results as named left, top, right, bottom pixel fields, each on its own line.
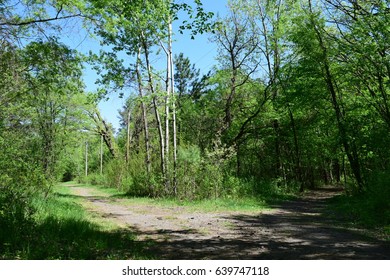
left=0, top=183, right=152, bottom=259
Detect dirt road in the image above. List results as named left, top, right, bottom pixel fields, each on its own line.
left=70, top=185, right=389, bottom=259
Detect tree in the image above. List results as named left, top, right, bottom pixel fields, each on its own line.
left=22, top=38, right=86, bottom=180
left=89, top=108, right=118, bottom=159
left=174, top=53, right=202, bottom=98
left=324, top=0, right=390, bottom=128
left=90, top=0, right=215, bottom=195
left=213, top=4, right=260, bottom=133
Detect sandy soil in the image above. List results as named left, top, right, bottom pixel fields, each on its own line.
left=70, top=185, right=390, bottom=259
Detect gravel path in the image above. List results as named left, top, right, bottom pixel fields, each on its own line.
left=70, top=185, right=390, bottom=259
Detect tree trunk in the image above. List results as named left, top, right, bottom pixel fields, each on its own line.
left=90, top=109, right=117, bottom=158
left=136, top=47, right=151, bottom=174
left=164, top=35, right=171, bottom=192
left=100, top=135, right=103, bottom=175
left=141, top=35, right=166, bottom=182
left=287, top=104, right=304, bottom=192
left=309, top=1, right=364, bottom=191
left=169, top=20, right=178, bottom=195
left=85, top=141, right=88, bottom=177
left=273, top=119, right=282, bottom=178
left=125, top=107, right=131, bottom=164
left=161, top=14, right=178, bottom=194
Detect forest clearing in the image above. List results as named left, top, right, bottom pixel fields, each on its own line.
left=1, top=0, right=390, bottom=260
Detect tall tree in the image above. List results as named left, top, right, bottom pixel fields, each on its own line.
left=91, top=0, right=215, bottom=194
left=22, top=38, right=85, bottom=179
left=214, top=4, right=260, bottom=133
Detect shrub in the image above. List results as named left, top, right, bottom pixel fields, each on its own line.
left=103, top=155, right=157, bottom=196
left=104, top=158, right=127, bottom=190
left=222, top=175, right=254, bottom=198
left=87, top=173, right=106, bottom=186
left=0, top=153, right=48, bottom=257
left=364, top=171, right=390, bottom=227
left=329, top=170, right=390, bottom=235
left=176, top=145, right=202, bottom=199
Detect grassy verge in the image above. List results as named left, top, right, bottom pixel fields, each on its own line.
left=0, top=182, right=153, bottom=259
left=327, top=193, right=390, bottom=241
left=82, top=182, right=271, bottom=213
left=326, top=172, right=390, bottom=241
left=153, top=197, right=269, bottom=213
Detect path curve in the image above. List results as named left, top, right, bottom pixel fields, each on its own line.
left=69, top=185, right=390, bottom=259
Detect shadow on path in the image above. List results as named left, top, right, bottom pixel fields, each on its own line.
left=68, top=185, right=390, bottom=259
left=144, top=188, right=390, bottom=259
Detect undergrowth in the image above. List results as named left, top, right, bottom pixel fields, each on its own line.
left=0, top=183, right=152, bottom=260
left=328, top=172, right=390, bottom=240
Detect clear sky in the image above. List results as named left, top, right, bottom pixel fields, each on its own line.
left=71, top=1, right=229, bottom=132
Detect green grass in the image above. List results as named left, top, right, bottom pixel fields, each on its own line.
left=327, top=193, right=390, bottom=240
left=155, top=197, right=269, bottom=213
left=71, top=181, right=270, bottom=213
left=0, top=182, right=153, bottom=260
left=72, top=181, right=128, bottom=197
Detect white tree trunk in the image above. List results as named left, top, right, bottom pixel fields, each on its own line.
left=136, top=47, right=151, bottom=174
left=141, top=34, right=166, bottom=181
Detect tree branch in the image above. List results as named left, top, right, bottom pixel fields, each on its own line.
left=0, top=13, right=82, bottom=27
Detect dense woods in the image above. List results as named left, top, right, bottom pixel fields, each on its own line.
left=1, top=0, right=389, bottom=258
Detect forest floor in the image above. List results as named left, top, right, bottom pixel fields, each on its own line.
left=67, top=183, right=389, bottom=259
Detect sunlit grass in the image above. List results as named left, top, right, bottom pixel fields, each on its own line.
left=0, top=182, right=153, bottom=260
left=65, top=181, right=270, bottom=213
left=155, top=197, right=269, bottom=213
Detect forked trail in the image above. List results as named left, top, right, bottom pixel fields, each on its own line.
left=70, top=185, right=389, bottom=259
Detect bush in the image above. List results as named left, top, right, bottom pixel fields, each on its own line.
left=176, top=145, right=202, bottom=199
left=329, top=171, right=390, bottom=235
left=61, top=159, right=78, bottom=182
left=222, top=175, right=253, bottom=198
left=0, top=156, right=48, bottom=257
left=87, top=173, right=106, bottom=186
left=103, top=156, right=157, bottom=196
left=104, top=158, right=127, bottom=190
left=364, top=171, right=390, bottom=227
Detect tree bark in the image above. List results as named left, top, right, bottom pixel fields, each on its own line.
left=136, top=46, right=151, bottom=174
left=308, top=0, right=364, bottom=191
left=169, top=19, right=178, bottom=195
left=90, top=109, right=117, bottom=158
left=287, top=104, right=304, bottom=192
left=140, top=34, right=166, bottom=181
left=125, top=107, right=131, bottom=164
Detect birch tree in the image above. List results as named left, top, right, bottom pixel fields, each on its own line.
left=91, top=0, right=215, bottom=195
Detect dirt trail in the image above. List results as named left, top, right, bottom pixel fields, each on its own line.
left=70, top=185, right=389, bottom=259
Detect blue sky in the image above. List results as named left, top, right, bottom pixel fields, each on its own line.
left=72, top=1, right=229, bottom=132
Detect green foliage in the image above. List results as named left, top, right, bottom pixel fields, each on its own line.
left=0, top=131, right=49, bottom=256
left=176, top=145, right=235, bottom=200
left=61, top=156, right=79, bottom=182
left=329, top=171, right=390, bottom=236
left=103, top=158, right=127, bottom=190
left=102, top=156, right=159, bottom=197
left=174, top=144, right=297, bottom=201
left=20, top=38, right=87, bottom=180
left=2, top=0, right=390, bottom=259
left=86, top=173, right=106, bottom=186
left=1, top=186, right=151, bottom=259
left=175, top=145, right=202, bottom=199
left=366, top=173, right=390, bottom=227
